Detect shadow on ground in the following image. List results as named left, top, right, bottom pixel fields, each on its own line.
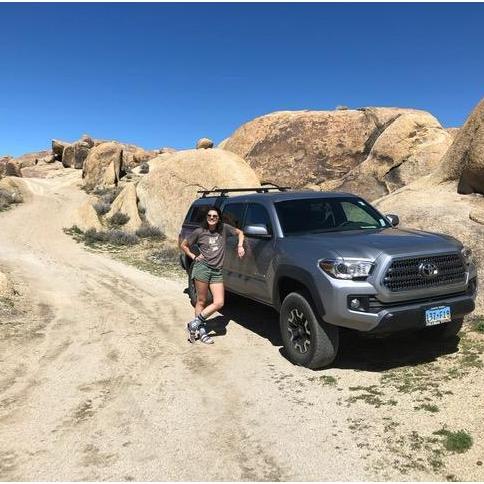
left=192, top=291, right=460, bottom=372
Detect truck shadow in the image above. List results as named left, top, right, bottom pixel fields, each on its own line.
left=207, top=293, right=459, bottom=372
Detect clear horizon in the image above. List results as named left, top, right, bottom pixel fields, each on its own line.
left=1, top=3, right=483, bottom=157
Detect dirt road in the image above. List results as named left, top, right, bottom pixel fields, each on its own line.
left=0, top=171, right=483, bottom=481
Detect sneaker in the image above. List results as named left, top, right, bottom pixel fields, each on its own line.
left=186, top=322, right=198, bottom=344
left=198, top=325, right=214, bottom=345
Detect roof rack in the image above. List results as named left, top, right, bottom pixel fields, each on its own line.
left=197, top=183, right=291, bottom=198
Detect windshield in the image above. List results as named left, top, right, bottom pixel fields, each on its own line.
left=275, top=197, right=391, bottom=235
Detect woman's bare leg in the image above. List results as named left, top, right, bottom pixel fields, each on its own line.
left=194, top=279, right=209, bottom=316
left=199, top=282, right=224, bottom=318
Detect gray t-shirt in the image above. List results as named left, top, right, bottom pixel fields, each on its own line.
left=187, top=224, right=238, bottom=269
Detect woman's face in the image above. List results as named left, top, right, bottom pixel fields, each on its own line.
left=207, top=210, right=219, bottom=229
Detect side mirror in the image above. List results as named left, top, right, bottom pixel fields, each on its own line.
left=243, top=224, right=271, bottom=238
left=386, top=214, right=400, bottom=227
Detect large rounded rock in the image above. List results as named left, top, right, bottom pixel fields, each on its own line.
left=82, top=142, right=123, bottom=191
left=196, top=138, right=214, bottom=149
left=63, top=141, right=91, bottom=169
left=434, top=98, right=484, bottom=195
left=319, top=111, right=453, bottom=200
left=73, top=197, right=103, bottom=232
left=374, top=177, right=484, bottom=315
left=105, top=183, right=142, bottom=233
left=223, top=108, right=451, bottom=194
left=0, top=176, right=31, bottom=202
left=137, top=148, right=260, bottom=240
left=0, top=158, right=21, bottom=177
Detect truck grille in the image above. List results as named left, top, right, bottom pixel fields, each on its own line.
left=383, top=253, right=466, bottom=292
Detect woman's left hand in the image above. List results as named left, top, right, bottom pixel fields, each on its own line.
left=237, top=246, right=245, bottom=258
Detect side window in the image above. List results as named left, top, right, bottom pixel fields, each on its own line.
left=222, top=203, right=245, bottom=229
left=245, top=204, right=272, bottom=233
left=188, top=205, right=209, bottom=225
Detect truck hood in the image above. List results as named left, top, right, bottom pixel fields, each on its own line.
left=282, top=228, right=462, bottom=261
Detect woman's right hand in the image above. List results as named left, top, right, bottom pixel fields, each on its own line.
left=194, top=254, right=204, bottom=262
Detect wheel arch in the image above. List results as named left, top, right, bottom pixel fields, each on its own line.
left=273, top=265, right=325, bottom=317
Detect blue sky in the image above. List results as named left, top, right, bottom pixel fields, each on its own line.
left=1, top=3, right=483, bottom=156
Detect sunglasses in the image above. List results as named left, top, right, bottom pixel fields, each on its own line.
left=207, top=214, right=219, bottom=219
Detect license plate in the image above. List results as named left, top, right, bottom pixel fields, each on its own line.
left=425, top=306, right=451, bottom=326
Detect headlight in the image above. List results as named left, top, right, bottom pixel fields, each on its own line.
left=461, top=246, right=473, bottom=266
left=319, top=258, right=374, bottom=280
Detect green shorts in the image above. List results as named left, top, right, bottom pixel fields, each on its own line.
left=191, top=261, right=224, bottom=284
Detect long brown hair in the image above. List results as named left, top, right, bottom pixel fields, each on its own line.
left=201, top=206, right=224, bottom=234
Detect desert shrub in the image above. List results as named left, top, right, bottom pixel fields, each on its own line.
left=106, top=229, right=139, bottom=246
left=84, top=228, right=109, bottom=245
left=108, top=212, right=130, bottom=227
left=336, top=105, right=349, bottom=110
left=139, top=162, right=149, bottom=174
left=0, top=188, right=23, bottom=211
left=93, top=201, right=111, bottom=216
left=93, top=186, right=122, bottom=205
left=434, top=429, right=473, bottom=453
left=84, top=228, right=139, bottom=246
left=149, top=246, right=179, bottom=264
left=135, top=223, right=164, bottom=239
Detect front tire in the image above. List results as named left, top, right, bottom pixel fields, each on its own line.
left=280, top=291, right=339, bottom=369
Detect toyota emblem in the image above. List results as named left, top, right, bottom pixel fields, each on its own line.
left=419, top=262, right=439, bottom=278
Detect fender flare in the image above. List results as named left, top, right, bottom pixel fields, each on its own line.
left=273, top=265, right=325, bottom=317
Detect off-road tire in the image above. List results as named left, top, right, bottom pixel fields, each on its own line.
left=188, top=262, right=213, bottom=308
left=280, top=291, right=339, bottom=369
left=424, top=318, right=464, bottom=339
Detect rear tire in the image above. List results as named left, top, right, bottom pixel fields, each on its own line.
left=187, top=263, right=213, bottom=308
left=280, top=291, right=339, bottom=369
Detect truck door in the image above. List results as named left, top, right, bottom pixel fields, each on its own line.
left=221, top=202, right=247, bottom=293
left=242, top=203, right=275, bottom=303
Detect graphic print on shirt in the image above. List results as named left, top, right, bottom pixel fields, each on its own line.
left=209, top=234, right=220, bottom=252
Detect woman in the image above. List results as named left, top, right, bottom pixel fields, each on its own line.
left=180, top=206, right=245, bottom=344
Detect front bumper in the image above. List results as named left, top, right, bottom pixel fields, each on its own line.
left=368, top=294, right=475, bottom=334
left=320, top=276, right=477, bottom=332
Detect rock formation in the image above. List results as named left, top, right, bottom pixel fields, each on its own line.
left=82, top=142, right=123, bottom=191
left=74, top=198, right=103, bottom=232
left=196, top=138, right=214, bottom=149
left=52, top=139, right=70, bottom=162
left=222, top=108, right=452, bottom=198
left=137, top=148, right=260, bottom=240
left=433, top=98, right=484, bottom=195
left=62, top=141, right=91, bottom=169
left=0, top=176, right=31, bottom=202
left=319, top=110, right=453, bottom=200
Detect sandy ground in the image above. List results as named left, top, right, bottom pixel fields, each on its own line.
left=0, top=170, right=483, bottom=481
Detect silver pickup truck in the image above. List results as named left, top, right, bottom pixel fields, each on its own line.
left=179, top=187, right=478, bottom=369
